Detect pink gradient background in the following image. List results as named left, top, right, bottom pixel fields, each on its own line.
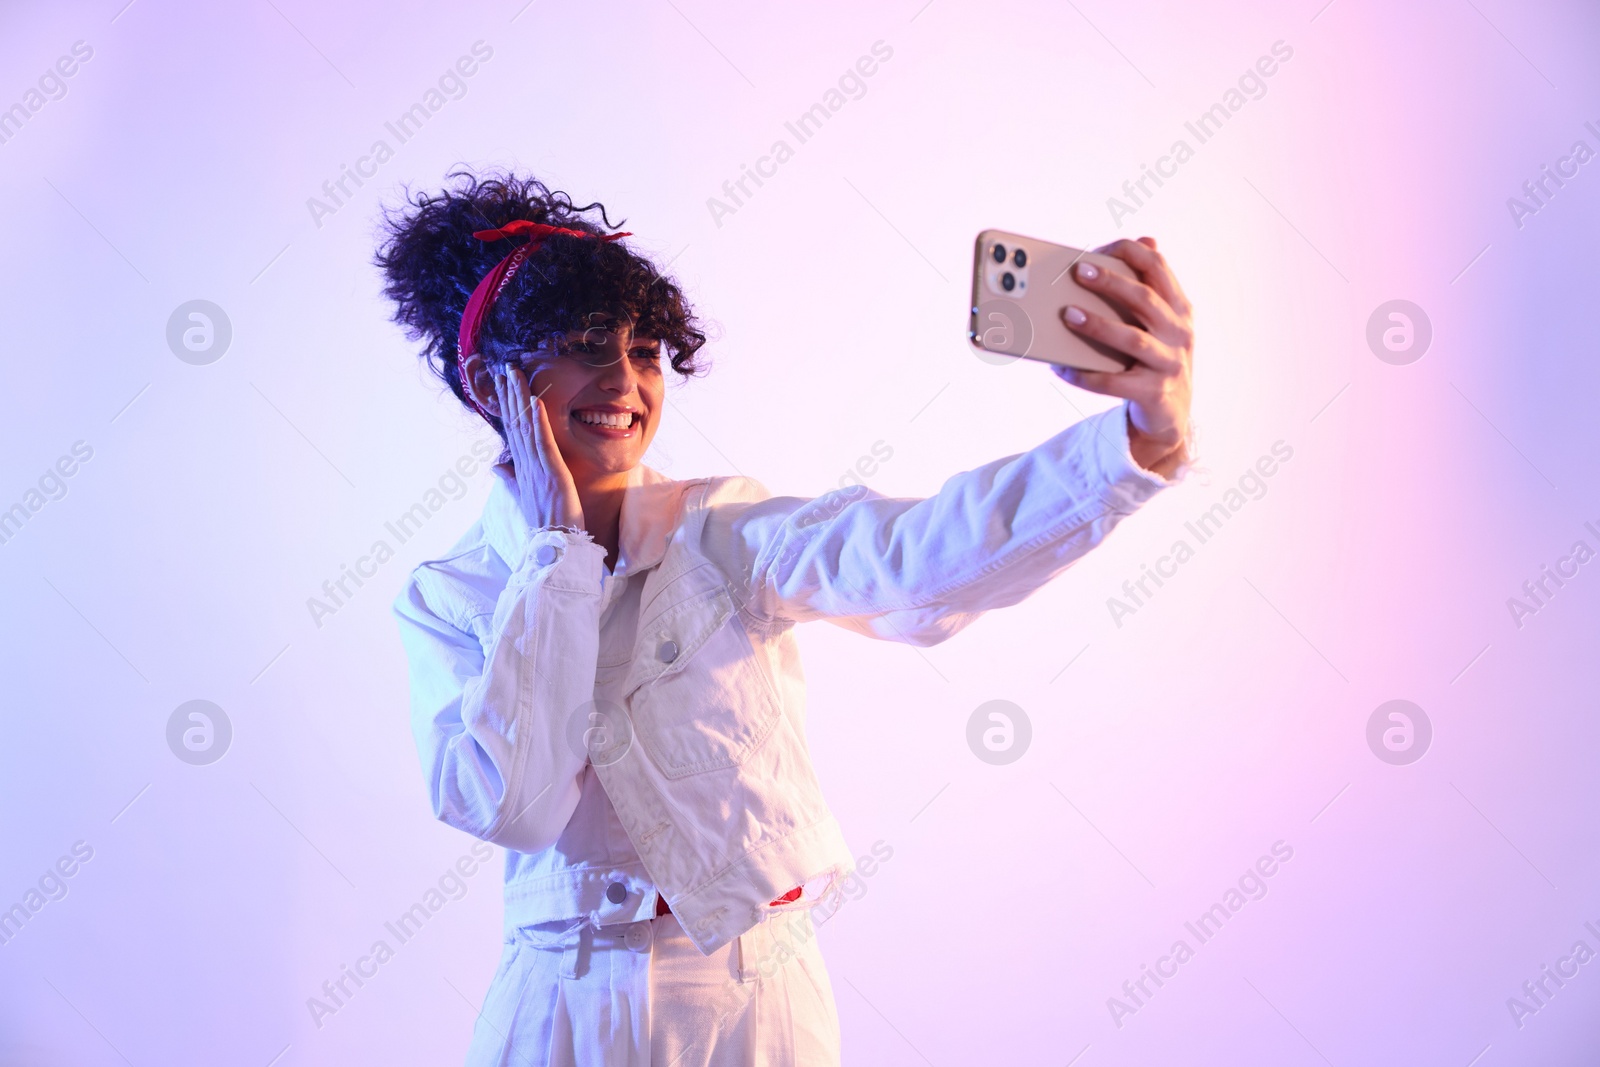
left=2, top=0, right=1598, bottom=1063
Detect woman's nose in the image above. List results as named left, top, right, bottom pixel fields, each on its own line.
left=595, top=349, right=638, bottom=391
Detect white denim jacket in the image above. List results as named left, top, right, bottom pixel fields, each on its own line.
left=393, top=402, right=1180, bottom=955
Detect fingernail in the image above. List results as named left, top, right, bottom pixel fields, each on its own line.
left=1077, top=261, right=1099, bottom=281
left=1064, top=305, right=1087, bottom=325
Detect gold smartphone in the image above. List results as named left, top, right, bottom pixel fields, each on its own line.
left=968, top=229, right=1140, bottom=372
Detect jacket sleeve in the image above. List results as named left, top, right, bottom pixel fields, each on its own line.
left=392, top=528, right=606, bottom=854
left=704, top=402, right=1185, bottom=645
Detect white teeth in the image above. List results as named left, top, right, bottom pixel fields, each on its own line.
left=576, top=411, right=634, bottom=429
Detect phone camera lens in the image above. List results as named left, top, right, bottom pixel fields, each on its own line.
left=1013, top=248, right=1027, bottom=268
left=1001, top=271, right=1015, bottom=291
left=992, top=244, right=1007, bottom=264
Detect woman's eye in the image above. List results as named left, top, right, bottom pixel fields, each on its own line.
left=632, top=348, right=660, bottom=361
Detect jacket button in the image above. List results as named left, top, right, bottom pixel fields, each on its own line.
left=624, top=921, right=652, bottom=952
left=605, top=881, right=628, bottom=904
left=534, top=543, right=559, bottom=567
left=657, top=640, right=679, bottom=663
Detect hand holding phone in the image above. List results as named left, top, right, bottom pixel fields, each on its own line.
left=970, top=230, right=1196, bottom=477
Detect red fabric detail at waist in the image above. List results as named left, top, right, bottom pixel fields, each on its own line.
left=655, top=886, right=801, bottom=918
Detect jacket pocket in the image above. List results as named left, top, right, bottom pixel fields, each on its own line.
left=626, top=583, right=783, bottom=779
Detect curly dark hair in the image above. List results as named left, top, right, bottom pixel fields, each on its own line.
left=374, top=169, right=706, bottom=423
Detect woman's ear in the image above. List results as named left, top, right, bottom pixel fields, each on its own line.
left=460, top=350, right=501, bottom=417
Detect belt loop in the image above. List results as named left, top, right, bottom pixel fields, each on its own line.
left=560, top=922, right=593, bottom=980
left=736, top=922, right=762, bottom=984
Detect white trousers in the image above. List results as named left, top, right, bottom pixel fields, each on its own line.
left=464, top=908, right=841, bottom=1066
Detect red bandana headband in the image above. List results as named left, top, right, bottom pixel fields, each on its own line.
left=455, top=219, right=632, bottom=420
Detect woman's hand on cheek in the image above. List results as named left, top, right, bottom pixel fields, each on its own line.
left=494, top=365, right=585, bottom=534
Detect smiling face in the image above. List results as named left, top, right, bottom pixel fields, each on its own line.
left=515, top=316, right=664, bottom=487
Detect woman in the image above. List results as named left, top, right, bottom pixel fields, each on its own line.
left=377, top=171, right=1193, bottom=1066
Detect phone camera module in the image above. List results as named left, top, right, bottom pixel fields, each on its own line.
left=983, top=236, right=1030, bottom=297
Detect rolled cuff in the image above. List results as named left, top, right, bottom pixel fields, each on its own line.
left=1092, top=401, right=1190, bottom=510
left=510, top=527, right=607, bottom=594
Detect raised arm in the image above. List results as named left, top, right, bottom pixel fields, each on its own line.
left=704, top=399, right=1182, bottom=645
left=392, top=362, right=603, bottom=853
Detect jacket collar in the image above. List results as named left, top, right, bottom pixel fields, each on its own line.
left=481, top=460, right=684, bottom=577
